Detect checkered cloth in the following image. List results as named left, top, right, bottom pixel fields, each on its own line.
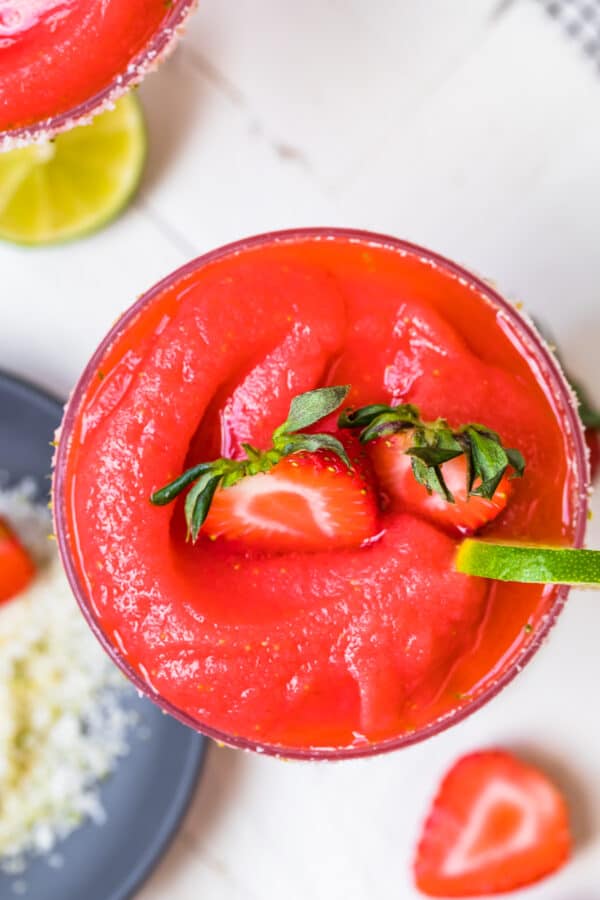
left=538, top=0, right=600, bottom=65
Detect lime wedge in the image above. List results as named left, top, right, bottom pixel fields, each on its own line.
left=0, top=93, right=146, bottom=246
left=456, top=539, right=600, bottom=586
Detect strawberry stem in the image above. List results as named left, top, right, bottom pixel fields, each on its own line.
left=150, top=462, right=214, bottom=506
left=339, top=403, right=525, bottom=503
left=150, top=385, right=352, bottom=541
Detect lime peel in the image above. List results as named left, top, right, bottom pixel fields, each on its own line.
left=456, top=539, right=600, bottom=586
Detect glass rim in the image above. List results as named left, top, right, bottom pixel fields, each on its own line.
left=53, top=227, right=590, bottom=761
left=0, top=0, right=197, bottom=151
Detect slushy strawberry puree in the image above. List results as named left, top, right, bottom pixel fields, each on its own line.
left=57, top=234, right=582, bottom=753
left=0, top=0, right=174, bottom=134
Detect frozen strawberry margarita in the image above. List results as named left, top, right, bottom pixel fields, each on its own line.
left=53, top=230, right=588, bottom=758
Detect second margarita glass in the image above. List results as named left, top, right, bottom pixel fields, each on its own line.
left=0, top=0, right=196, bottom=148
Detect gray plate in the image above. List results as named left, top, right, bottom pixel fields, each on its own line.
left=0, top=370, right=206, bottom=900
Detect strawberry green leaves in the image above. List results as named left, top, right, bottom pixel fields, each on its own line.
left=184, top=473, right=222, bottom=541
left=339, top=403, right=421, bottom=442
left=465, top=426, right=525, bottom=499
left=150, top=385, right=351, bottom=541
left=271, top=385, right=351, bottom=467
left=278, top=385, right=350, bottom=434
left=149, top=462, right=214, bottom=506
left=150, top=385, right=525, bottom=541
left=339, top=403, right=525, bottom=503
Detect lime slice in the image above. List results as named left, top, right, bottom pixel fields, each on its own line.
left=0, top=93, right=146, bottom=246
left=456, top=539, right=600, bottom=586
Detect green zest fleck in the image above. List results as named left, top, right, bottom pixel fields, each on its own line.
left=150, top=385, right=351, bottom=541
left=456, top=539, right=600, bottom=586
left=339, top=403, right=525, bottom=503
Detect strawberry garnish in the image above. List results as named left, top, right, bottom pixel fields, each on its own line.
left=151, top=385, right=378, bottom=551
left=414, top=750, right=571, bottom=897
left=339, top=403, right=524, bottom=536
left=203, top=444, right=376, bottom=552
left=369, top=434, right=512, bottom=536
left=0, top=518, right=35, bottom=604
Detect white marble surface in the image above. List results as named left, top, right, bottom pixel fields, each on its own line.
left=2, top=1, right=600, bottom=896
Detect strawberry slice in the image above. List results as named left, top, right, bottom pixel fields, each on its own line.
left=203, top=446, right=377, bottom=552
left=414, top=750, right=571, bottom=897
left=151, top=385, right=379, bottom=553
left=0, top=518, right=35, bottom=604
left=338, top=403, right=523, bottom=537
left=370, top=433, right=512, bottom=536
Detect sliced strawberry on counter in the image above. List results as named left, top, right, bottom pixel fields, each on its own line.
left=0, top=518, right=35, bottom=604
left=339, top=403, right=524, bottom=537
left=151, top=385, right=379, bottom=553
left=414, top=750, right=571, bottom=897
left=203, top=447, right=376, bottom=552
left=370, top=434, right=512, bottom=536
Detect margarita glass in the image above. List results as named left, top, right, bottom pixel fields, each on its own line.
left=53, top=229, right=589, bottom=760
left=0, top=0, right=196, bottom=148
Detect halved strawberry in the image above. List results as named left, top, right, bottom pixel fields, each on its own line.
left=370, top=433, right=512, bottom=536
left=338, top=402, right=523, bottom=537
left=0, top=518, right=35, bottom=604
left=414, top=750, right=571, bottom=897
left=151, top=385, right=379, bottom=552
left=203, top=446, right=377, bottom=552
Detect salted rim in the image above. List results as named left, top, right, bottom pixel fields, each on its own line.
left=0, top=0, right=198, bottom=152
left=53, top=228, right=590, bottom=761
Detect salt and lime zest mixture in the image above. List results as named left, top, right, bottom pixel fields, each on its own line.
left=0, top=481, right=136, bottom=874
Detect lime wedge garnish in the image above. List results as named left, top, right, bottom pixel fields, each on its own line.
left=456, top=539, right=600, bottom=586
left=0, top=93, right=146, bottom=246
